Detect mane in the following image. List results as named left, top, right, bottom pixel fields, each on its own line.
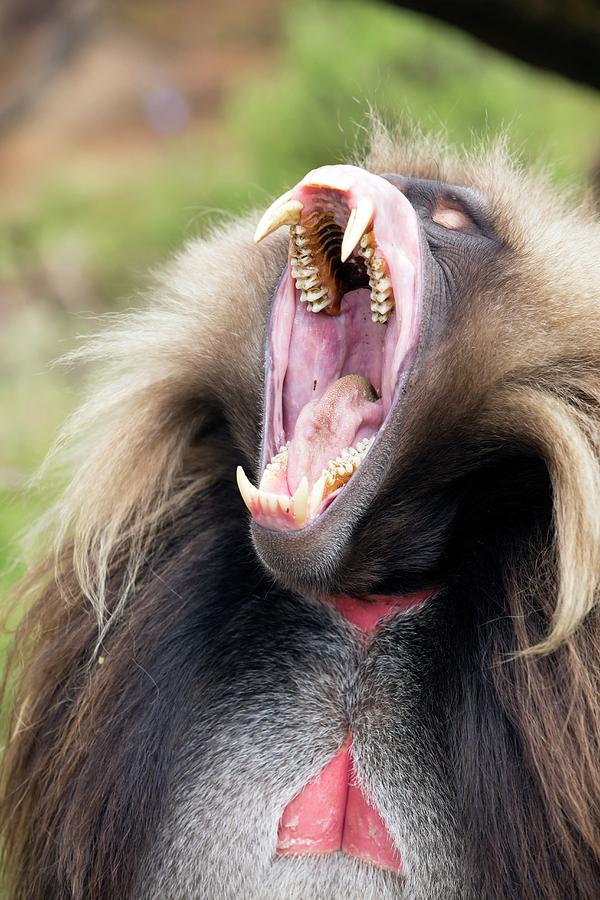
left=1, top=126, right=599, bottom=899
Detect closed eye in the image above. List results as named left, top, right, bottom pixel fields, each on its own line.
left=432, top=205, right=473, bottom=231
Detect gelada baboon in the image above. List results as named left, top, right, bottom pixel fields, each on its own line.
left=1, top=125, right=599, bottom=900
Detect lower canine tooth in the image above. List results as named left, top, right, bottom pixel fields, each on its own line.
left=308, top=474, right=327, bottom=517
left=292, top=476, right=309, bottom=525
left=236, top=466, right=259, bottom=513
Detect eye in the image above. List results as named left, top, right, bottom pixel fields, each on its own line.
left=432, top=205, right=473, bottom=231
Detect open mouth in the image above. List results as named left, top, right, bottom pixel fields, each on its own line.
left=237, top=165, right=423, bottom=531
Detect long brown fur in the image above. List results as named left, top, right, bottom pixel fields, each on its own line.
left=1, top=125, right=599, bottom=899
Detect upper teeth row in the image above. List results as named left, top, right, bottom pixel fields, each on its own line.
left=289, top=224, right=333, bottom=313
left=254, top=191, right=394, bottom=325
left=358, top=233, right=394, bottom=324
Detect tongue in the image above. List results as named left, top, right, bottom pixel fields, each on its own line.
left=286, top=375, right=382, bottom=493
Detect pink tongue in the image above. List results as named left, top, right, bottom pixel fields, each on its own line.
left=286, top=375, right=382, bottom=493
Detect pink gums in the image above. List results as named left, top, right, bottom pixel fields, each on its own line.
left=255, top=165, right=422, bottom=529
left=276, top=590, right=434, bottom=873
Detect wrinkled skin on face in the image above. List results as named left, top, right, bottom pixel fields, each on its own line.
left=3, top=132, right=600, bottom=900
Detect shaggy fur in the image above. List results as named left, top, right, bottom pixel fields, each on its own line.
left=1, top=125, right=599, bottom=899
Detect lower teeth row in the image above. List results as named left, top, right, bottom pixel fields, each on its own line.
left=265, top=444, right=289, bottom=474
left=266, top=435, right=374, bottom=492
left=323, top=436, right=375, bottom=489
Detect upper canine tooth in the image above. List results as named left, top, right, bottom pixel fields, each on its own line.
left=340, top=198, right=375, bottom=262
left=254, top=194, right=304, bottom=244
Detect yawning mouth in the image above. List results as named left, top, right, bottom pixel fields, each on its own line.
left=237, top=165, right=423, bottom=530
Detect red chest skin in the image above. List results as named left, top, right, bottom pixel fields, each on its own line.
left=276, top=591, right=433, bottom=873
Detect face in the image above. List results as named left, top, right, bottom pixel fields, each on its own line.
left=237, top=165, right=505, bottom=598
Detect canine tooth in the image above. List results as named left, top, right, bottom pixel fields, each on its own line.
left=309, top=474, right=327, bottom=517
left=236, top=466, right=259, bottom=513
left=341, top=198, right=375, bottom=262
left=255, top=195, right=303, bottom=243
left=292, top=476, right=309, bottom=525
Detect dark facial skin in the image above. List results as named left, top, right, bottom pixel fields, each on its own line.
left=251, top=175, right=505, bottom=600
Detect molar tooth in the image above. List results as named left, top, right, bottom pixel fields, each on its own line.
left=308, top=298, right=332, bottom=313
left=372, top=287, right=392, bottom=301
left=255, top=194, right=304, bottom=243
left=293, top=235, right=311, bottom=249
left=305, top=286, right=328, bottom=302
left=341, top=198, right=375, bottom=262
left=296, top=275, right=321, bottom=291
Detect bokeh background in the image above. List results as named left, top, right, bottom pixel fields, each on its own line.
left=1, top=0, right=599, bottom=603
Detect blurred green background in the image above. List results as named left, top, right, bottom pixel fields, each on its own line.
left=1, top=0, right=600, bottom=602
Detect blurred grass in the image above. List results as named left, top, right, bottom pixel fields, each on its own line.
left=1, top=0, right=599, bottom=597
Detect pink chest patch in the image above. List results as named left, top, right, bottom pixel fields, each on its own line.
left=276, top=590, right=433, bottom=873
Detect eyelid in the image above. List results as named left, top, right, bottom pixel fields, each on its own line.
left=431, top=206, right=472, bottom=231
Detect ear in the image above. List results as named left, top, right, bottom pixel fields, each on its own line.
left=41, top=218, right=287, bottom=634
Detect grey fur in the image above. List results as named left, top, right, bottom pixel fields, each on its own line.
left=137, top=595, right=471, bottom=899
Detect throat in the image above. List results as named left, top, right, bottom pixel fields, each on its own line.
left=276, top=589, right=434, bottom=873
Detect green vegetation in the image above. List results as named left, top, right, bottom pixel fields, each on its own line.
left=2, top=0, right=600, bottom=596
